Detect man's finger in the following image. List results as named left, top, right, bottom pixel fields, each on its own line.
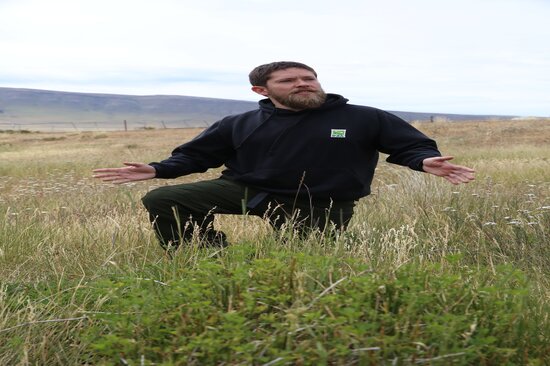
left=435, top=156, right=455, bottom=162
left=92, top=171, right=122, bottom=178
left=450, top=164, right=475, bottom=172
left=446, top=176, right=459, bottom=185
left=454, top=172, right=474, bottom=183
left=93, top=168, right=124, bottom=173
left=94, top=175, right=120, bottom=181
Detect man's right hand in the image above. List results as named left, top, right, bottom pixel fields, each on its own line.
left=93, top=162, right=156, bottom=184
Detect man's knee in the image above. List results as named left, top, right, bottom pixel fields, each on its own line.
left=142, top=185, right=202, bottom=216
left=142, top=186, right=174, bottom=211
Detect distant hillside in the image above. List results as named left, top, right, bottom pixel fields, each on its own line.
left=0, top=87, right=516, bottom=131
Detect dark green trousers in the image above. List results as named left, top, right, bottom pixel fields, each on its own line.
left=141, top=177, right=355, bottom=248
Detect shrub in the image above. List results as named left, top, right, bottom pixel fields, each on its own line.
left=75, top=252, right=549, bottom=365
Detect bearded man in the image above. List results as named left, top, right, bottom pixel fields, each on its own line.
left=93, top=61, right=475, bottom=250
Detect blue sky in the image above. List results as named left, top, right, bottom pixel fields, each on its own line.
left=0, top=0, right=549, bottom=116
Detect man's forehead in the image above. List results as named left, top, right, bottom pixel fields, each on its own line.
left=268, top=67, right=317, bottom=79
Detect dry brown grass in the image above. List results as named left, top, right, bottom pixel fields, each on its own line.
left=0, top=119, right=549, bottom=364
left=413, top=118, right=550, bottom=147
left=2, top=119, right=548, bottom=165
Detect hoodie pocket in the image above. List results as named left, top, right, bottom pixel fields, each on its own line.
left=237, top=168, right=365, bottom=199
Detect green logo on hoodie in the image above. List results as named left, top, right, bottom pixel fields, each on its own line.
left=330, top=129, right=346, bottom=138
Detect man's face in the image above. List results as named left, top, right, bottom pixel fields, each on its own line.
left=252, top=67, right=326, bottom=110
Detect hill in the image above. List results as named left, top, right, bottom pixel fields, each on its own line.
left=0, top=87, right=516, bottom=131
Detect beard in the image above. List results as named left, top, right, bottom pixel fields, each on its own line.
left=270, top=88, right=327, bottom=110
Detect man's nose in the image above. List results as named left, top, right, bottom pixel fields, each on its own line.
left=296, top=78, right=312, bottom=87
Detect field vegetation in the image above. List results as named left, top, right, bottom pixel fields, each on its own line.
left=0, top=119, right=549, bottom=365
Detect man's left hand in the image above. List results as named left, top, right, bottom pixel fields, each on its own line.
left=422, top=156, right=475, bottom=185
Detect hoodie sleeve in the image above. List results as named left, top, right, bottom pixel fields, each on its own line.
left=149, top=120, right=235, bottom=179
left=375, top=111, right=441, bottom=171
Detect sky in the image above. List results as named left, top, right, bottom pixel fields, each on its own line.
left=0, top=0, right=549, bottom=116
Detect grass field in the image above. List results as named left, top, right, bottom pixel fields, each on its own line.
left=0, top=119, right=549, bottom=365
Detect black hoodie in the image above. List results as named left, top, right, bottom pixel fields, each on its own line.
left=150, top=94, right=441, bottom=201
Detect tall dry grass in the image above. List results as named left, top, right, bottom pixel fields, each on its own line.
left=0, top=119, right=549, bottom=364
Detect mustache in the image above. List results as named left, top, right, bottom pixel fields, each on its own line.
left=292, top=87, right=317, bottom=93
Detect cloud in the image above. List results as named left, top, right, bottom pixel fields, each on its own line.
left=0, top=0, right=549, bottom=115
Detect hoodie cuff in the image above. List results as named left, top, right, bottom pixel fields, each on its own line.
left=412, top=155, right=440, bottom=172
left=148, top=163, right=161, bottom=178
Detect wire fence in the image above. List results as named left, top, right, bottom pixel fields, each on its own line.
left=0, top=120, right=213, bottom=132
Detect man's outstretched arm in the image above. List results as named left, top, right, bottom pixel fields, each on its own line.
left=422, top=156, right=475, bottom=185
left=93, top=162, right=156, bottom=184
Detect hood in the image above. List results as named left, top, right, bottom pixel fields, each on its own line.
left=258, top=93, right=349, bottom=113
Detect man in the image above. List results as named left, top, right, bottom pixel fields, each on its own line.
left=93, top=61, right=475, bottom=250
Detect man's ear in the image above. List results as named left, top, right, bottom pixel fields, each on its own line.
left=251, top=86, right=269, bottom=96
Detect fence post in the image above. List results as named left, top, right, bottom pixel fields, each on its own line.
left=124, top=120, right=127, bottom=131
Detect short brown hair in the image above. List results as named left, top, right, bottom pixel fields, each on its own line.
left=249, top=61, right=317, bottom=86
